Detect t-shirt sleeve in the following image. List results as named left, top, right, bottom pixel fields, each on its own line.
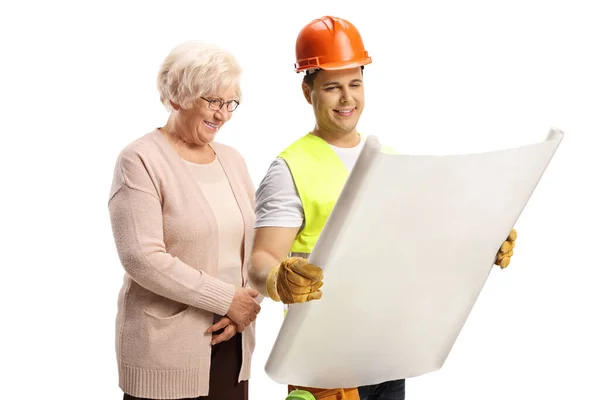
left=254, top=158, right=304, bottom=229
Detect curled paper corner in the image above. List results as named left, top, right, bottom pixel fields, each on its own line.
left=365, top=135, right=381, bottom=150
left=546, top=127, right=565, bottom=142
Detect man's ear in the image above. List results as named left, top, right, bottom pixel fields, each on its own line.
left=170, top=100, right=182, bottom=110
left=301, top=82, right=312, bottom=105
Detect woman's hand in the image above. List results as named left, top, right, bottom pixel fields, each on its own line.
left=206, top=316, right=238, bottom=345
left=226, top=287, right=261, bottom=329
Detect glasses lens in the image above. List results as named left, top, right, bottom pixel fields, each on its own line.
left=227, top=101, right=239, bottom=112
left=208, top=99, right=222, bottom=111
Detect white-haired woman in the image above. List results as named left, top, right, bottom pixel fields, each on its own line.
left=108, top=41, right=260, bottom=400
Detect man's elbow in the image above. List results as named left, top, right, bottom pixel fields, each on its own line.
left=247, top=259, right=264, bottom=288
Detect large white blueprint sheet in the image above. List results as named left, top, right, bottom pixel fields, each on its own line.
left=265, top=129, right=564, bottom=389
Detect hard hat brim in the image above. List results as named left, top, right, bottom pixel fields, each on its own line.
left=318, top=58, right=372, bottom=70
left=295, top=57, right=372, bottom=73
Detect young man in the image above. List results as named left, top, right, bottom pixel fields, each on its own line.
left=249, top=16, right=517, bottom=400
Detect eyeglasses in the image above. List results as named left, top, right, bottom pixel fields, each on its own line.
left=200, top=96, right=240, bottom=112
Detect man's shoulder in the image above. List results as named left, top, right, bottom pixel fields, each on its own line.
left=278, top=133, right=333, bottom=160
left=263, top=157, right=291, bottom=178
left=278, top=133, right=312, bottom=154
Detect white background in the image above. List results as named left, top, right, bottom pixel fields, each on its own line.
left=1, top=0, right=598, bottom=399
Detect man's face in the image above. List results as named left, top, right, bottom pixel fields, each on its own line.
left=303, top=67, right=365, bottom=136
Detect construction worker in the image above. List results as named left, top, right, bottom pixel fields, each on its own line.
left=248, top=16, right=518, bottom=400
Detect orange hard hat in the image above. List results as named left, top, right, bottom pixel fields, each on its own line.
left=294, top=16, right=372, bottom=73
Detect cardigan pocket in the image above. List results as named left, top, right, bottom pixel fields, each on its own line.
left=141, top=305, right=197, bottom=369
left=143, top=302, right=189, bottom=320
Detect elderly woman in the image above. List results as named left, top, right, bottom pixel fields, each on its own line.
left=108, top=41, right=260, bottom=400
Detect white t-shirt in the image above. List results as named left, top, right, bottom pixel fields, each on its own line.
left=254, top=140, right=365, bottom=230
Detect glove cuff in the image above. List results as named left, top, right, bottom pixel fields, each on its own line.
left=266, top=266, right=281, bottom=302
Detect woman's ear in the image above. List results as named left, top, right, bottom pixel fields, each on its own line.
left=169, top=100, right=182, bottom=110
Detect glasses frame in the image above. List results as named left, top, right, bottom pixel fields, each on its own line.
left=200, top=96, right=240, bottom=112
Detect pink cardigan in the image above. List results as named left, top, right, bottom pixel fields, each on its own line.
left=109, top=129, right=257, bottom=398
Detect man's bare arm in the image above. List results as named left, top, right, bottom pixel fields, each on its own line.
left=249, top=226, right=299, bottom=297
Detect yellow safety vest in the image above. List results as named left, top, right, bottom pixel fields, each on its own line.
left=278, top=133, right=350, bottom=254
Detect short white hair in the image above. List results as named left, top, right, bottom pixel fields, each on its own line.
left=157, top=41, right=242, bottom=111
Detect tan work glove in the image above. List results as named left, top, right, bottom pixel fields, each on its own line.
left=266, top=257, right=324, bottom=304
left=495, top=229, right=517, bottom=269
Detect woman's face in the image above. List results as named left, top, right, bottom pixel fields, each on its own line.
left=171, top=85, right=238, bottom=146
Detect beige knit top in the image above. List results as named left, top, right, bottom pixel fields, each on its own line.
left=183, top=158, right=244, bottom=288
